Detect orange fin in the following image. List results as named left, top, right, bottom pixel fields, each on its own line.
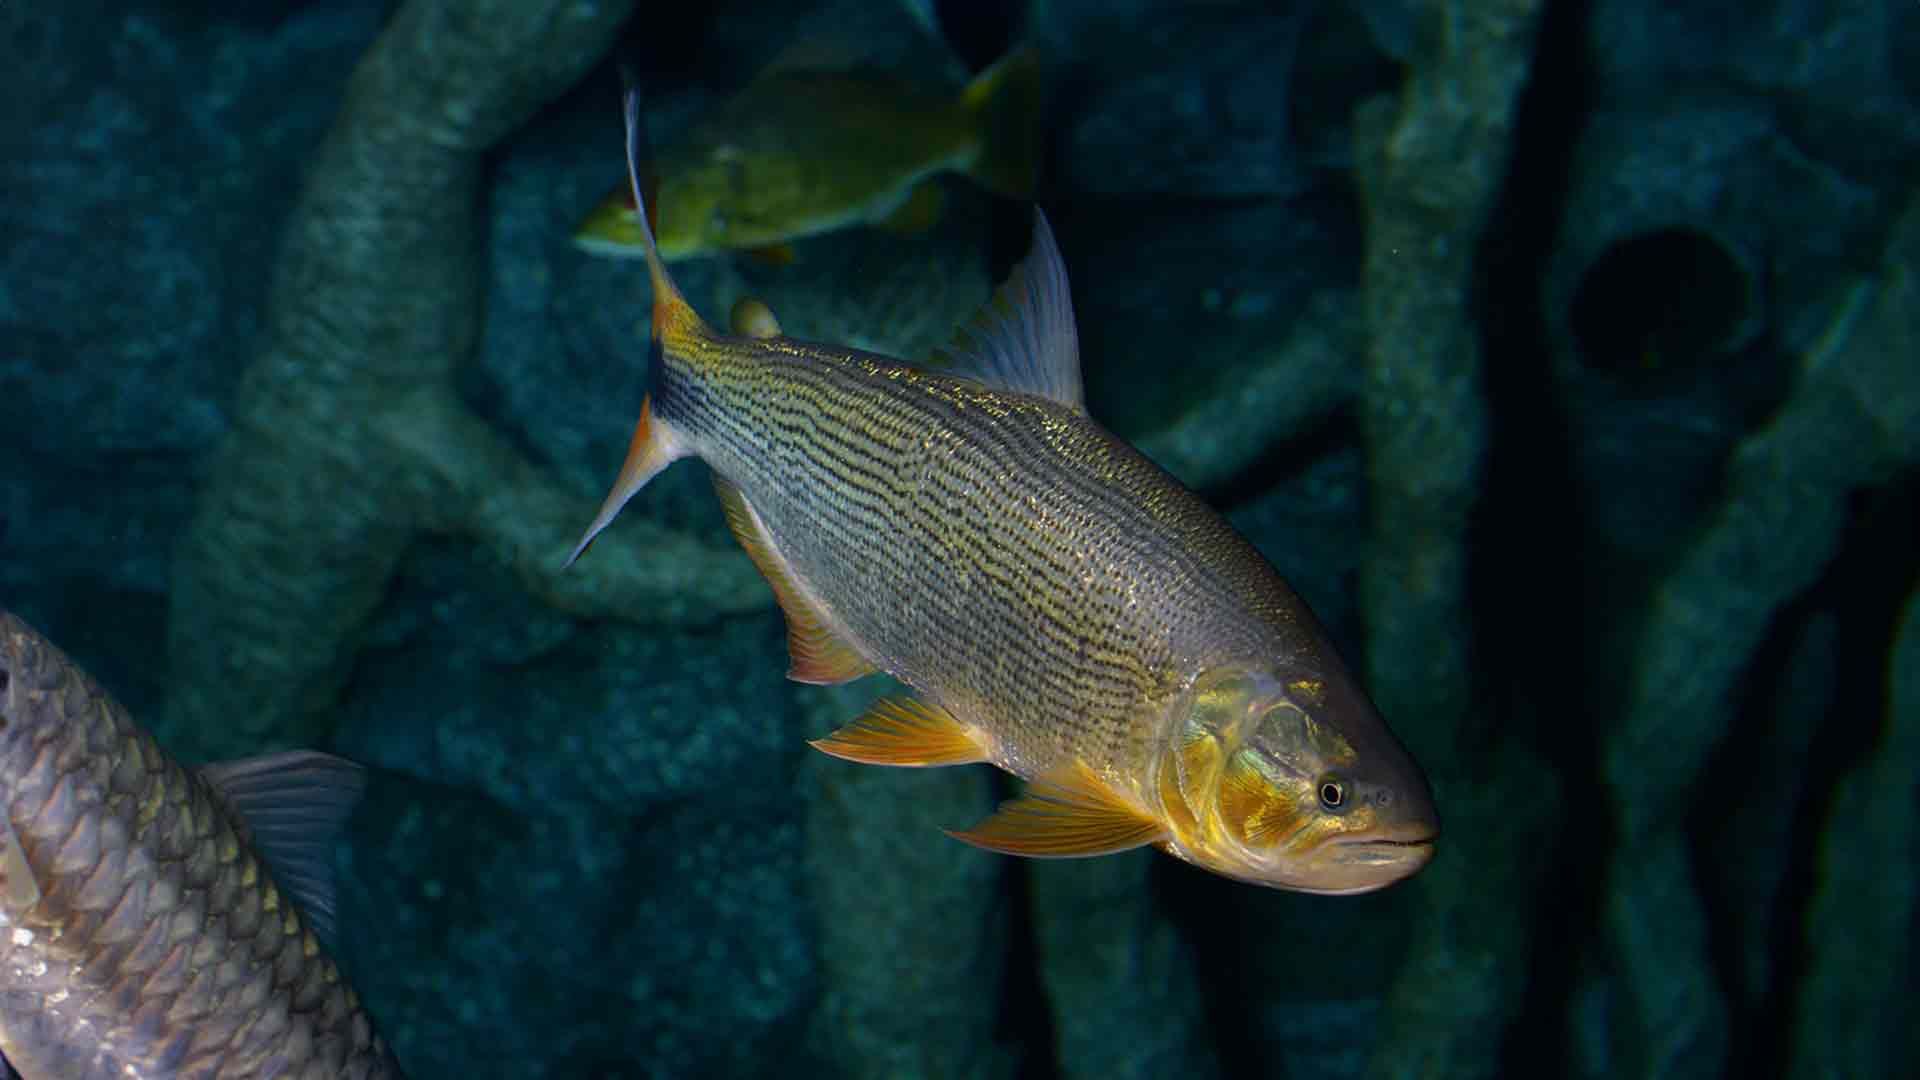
left=564, top=397, right=677, bottom=567
left=712, top=476, right=876, bottom=685
left=810, top=697, right=989, bottom=767
left=744, top=243, right=798, bottom=266
left=947, top=760, right=1166, bottom=858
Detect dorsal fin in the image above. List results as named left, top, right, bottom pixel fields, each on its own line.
left=199, top=750, right=368, bottom=950
left=938, top=209, right=1084, bottom=412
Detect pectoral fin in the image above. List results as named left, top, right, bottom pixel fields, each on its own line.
left=811, top=697, right=989, bottom=767
left=713, top=476, right=876, bottom=685
left=947, top=761, right=1166, bottom=858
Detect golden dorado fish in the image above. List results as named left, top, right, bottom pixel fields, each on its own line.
left=567, top=92, right=1438, bottom=893
left=572, top=48, right=1039, bottom=263
left=0, top=610, right=402, bottom=1078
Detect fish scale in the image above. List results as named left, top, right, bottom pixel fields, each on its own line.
left=0, top=612, right=400, bottom=1080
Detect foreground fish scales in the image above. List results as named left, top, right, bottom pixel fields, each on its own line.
left=0, top=611, right=401, bottom=1078
left=574, top=49, right=1039, bottom=261
left=570, top=93, right=1437, bottom=893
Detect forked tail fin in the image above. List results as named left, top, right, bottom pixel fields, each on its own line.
left=563, top=84, right=711, bottom=568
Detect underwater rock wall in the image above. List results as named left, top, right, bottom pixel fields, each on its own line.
left=3, top=0, right=1916, bottom=1077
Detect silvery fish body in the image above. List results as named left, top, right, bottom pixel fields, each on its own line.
left=0, top=610, right=402, bottom=1079
left=570, top=92, right=1438, bottom=892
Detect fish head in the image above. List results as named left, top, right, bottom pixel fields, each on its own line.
left=1152, top=664, right=1437, bottom=893
left=652, top=141, right=787, bottom=259
left=651, top=172, right=732, bottom=260
left=573, top=177, right=729, bottom=262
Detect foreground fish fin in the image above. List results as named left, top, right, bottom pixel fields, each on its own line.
left=959, top=47, right=1041, bottom=199
left=713, top=476, right=877, bottom=685
left=566, top=83, right=709, bottom=567
left=948, top=760, right=1166, bottom=857
left=810, top=697, right=989, bottom=766
left=876, top=180, right=945, bottom=234
left=200, top=750, right=367, bottom=949
left=0, top=815, right=42, bottom=911
left=939, top=209, right=1084, bottom=412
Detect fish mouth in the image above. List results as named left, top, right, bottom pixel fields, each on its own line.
left=1340, top=817, right=1439, bottom=850
left=1330, top=827, right=1438, bottom=871
left=1335, top=836, right=1435, bottom=861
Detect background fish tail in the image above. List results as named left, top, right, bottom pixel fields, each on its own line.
left=961, top=48, right=1042, bottom=200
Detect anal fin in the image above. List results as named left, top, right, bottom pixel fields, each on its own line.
left=713, top=476, right=876, bottom=685
left=810, top=697, right=988, bottom=767
left=947, top=760, right=1166, bottom=858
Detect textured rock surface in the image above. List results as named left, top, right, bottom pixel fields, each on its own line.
left=1706, top=614, right=1836, bottom=1007
left=332, top=546, right=816, bottom=1078
left=0, top=0, right=389, bottom=718
left=1349, top=2, right=1557, bottom=1077
left=1788, top=582, right=1920, bottom=1077
left=798, top=681, right=1013, bottom=1080
left=1058, top=193, right=1362, bottom=447
left=1596, top=193, right=1920, bottom=1077
left=1031, top=854, right=1219, bottom=1080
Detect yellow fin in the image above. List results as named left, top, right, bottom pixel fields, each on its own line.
left=877, top=181, right=945, bottom=234
left=810, top=697, right=989, bottom=767
left=947, top=760, right=1166, bottom=858
left=712, top=476, right=876, bottom=685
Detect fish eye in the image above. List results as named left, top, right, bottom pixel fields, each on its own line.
left=1317, top=778, right=1346, bottom=810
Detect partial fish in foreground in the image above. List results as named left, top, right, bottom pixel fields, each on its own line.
left=0, top=610, right=402, bottom=1078
left=567, top=91, right=1438, bottom=893
left=572, top=48, right=1039, bottom=263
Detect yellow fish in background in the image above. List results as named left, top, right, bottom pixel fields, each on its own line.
left=567, top=92, right=1439, bottom=893
left=572, top=48, right=1040, bottom=263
